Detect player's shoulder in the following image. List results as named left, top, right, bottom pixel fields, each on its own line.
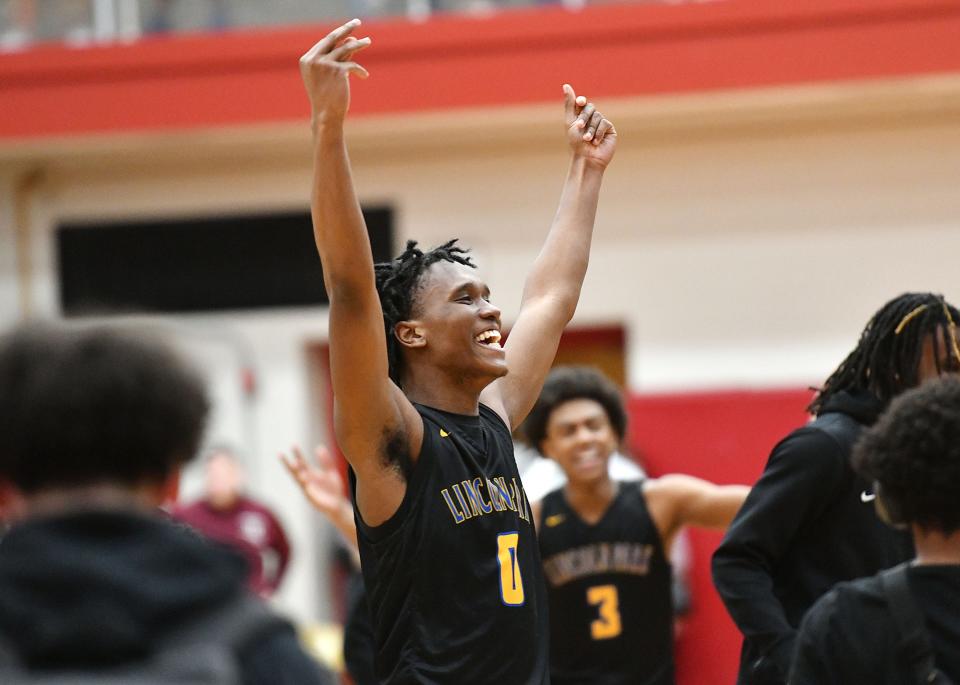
left=765, top=420, right=851, bottom=476
left=478, top=402, right=512, bottom=437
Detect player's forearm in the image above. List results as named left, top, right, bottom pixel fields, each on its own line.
left=697, top=485, right=751, bottom=529
left=310, top=122, right=377, bottom=302
left=521, top=156, right=605, bottom=318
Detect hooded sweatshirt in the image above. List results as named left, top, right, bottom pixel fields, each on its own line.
left=711, top=391, right=914, bottom=685
left=0, top=508, right=329, bottom=684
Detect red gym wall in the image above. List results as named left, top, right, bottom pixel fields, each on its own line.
left=628, top=388, right=812, bottom=684
left=3, top=0, right=960, bottom=140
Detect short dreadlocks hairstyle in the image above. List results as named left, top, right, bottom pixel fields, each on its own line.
left=852, top=375, right=960, bottom=533
left=521, top=366, right=627, bottom=450
left=375, top=239, right=475, bottom=385
left=808, top=292, right=960, bottom=416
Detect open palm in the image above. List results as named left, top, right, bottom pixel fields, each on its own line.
left=280, top=444, right=347, bottom=517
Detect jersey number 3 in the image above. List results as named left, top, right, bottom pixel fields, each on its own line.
left=587, top=584, right=622, bottom=640
left=497, top=532, right=525, bottom=606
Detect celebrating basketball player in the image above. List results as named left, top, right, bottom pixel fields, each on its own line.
left=298, top=18, right=615, bottom=684
left=285, top=366, right=748, bottom=685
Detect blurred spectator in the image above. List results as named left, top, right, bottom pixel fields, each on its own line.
left=0, top=323, right=330, bottom=683
left=173, top=446, right=292, bottom=597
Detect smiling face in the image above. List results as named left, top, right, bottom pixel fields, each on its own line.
left=540, top=398, right=619, bottom=486
left=396, top=260, right=507, bottom=386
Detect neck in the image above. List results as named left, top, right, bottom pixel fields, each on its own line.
left=402, top=366, right=490, bottom=415
left=564, top=475, right=617, bottom=513
left=913, top=525, right=960, bottom=565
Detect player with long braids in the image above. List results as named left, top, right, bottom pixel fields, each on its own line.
left=713, top=292, right=960, bottom=685
left=298, top=19, right=616, bottom=684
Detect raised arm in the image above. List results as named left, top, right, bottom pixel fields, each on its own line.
left=643, top=474, right=750, bottom=553
left=481, top=85, right=616, bottom=429
left=300, top=21, right=422, bottom=525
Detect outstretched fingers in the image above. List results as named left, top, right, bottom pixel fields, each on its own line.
left=329, top=36, right=372, bottom=62
left=313, top=443, right=336, bottom=470
left=279, top=446, right=309, bottom=484
left=302, top=18, right=362, bottom=61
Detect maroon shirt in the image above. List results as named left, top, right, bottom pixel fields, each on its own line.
left=171, top=496, right=291, bottom=596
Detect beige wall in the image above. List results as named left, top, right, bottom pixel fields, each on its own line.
left=2, top=76, right=959, bottom=621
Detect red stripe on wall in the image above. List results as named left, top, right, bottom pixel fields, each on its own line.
left=2, top=0, right=960, bottom=140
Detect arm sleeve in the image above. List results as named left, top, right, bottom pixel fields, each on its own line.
left=711, top=426, right=846, bottom=679
left=788, top=592, right=843, bottom=685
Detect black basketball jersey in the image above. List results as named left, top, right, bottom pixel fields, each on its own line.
left=351, top=403, right=550, bottom=685
left=538, top=481, right=674, bottom=685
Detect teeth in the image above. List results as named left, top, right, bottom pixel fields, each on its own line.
left=474, top=330, right=502, bottom=344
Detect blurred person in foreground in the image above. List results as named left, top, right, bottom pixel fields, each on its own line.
left=0, top=323, right=330, bottom=684
left=713, top=292, right=960, bottom=685
left=790, top=375, right=960, bottom=684
left=173, top=446, right=292, bottom=597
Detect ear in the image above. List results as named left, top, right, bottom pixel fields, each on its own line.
left=394, top=320, right=427, bottom=350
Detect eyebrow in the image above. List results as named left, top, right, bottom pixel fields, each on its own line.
left=450, top=280, right=490, bottom=297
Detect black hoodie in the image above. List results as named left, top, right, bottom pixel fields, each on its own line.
left=0, top=508, right=330, bottom=684
left=711, top=391, right=914, bottom=685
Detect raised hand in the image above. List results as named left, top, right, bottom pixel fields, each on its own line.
left=299, top=19, right=372, bottom=126
left=280, top=444, right=349, bottom=518
left=563, top=84, right=617, bottom=169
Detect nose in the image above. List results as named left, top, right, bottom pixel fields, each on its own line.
left=573, top=425, right=597, bottom=445
left=480, top=299, right=501, bottom=323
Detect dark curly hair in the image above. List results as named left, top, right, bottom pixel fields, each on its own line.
left=0, top=323, right=209, bottom=493
left=521, top=366, right=627, bottom=450
left=809, top=292, right=960, bottom=416
left=375, top=239, right=475, bottom=386
left=852, top=375, right=960, bottom=533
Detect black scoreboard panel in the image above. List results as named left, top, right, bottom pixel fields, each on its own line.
left=57, top=208, right=393, bottom=315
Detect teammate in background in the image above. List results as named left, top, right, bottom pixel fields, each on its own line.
left=789, top=375, right=960, bottom=684
left=173, top=447, right=292, bottom=597
left=713, top=292, right=960, bottom=685
left=299, top=17, right=615, bottom=684
left=524, top=366, right=749, bottom=685
left=0, top=324, right=330, bottom=684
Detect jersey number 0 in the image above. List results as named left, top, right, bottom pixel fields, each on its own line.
left=497, top=532, right=525, bottom=606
